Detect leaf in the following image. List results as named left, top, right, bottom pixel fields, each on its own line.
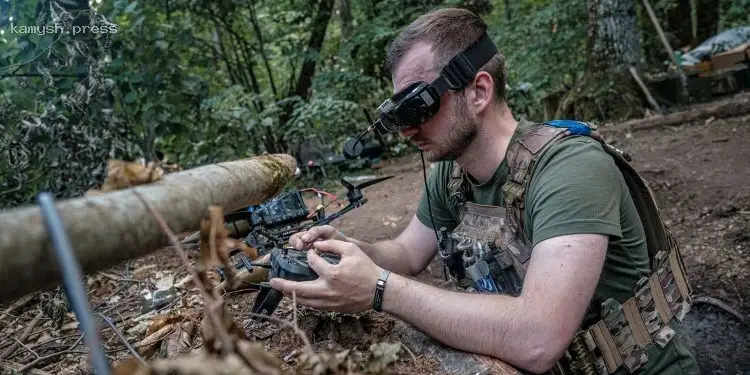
left=367, top=342, right=402, bottom=372
left=125, top=1, right=138, bottom=13
left=89, top=160, right=164, bottom=193
left=124, top=91, right=138, bottom=103
left=147, top=312, right=189, bottom=336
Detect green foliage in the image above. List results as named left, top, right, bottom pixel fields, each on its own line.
left=486, top=0, right=587, bottom=120
left=723, top=0, right=750, bottom=27
left=1, top=0, right=747, bottom=209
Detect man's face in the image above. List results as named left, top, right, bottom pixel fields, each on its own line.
left=391, top=43, right=478, bottom=162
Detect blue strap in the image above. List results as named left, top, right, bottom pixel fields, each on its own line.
left=544, top=119, right=592, bottom=136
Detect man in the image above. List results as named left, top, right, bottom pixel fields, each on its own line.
left=269, top=8, right=699, bottom=374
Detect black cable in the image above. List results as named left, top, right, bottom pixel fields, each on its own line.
left=38, top=192, right=111, bottom=375
left=94, top=312, right=145, bottom=364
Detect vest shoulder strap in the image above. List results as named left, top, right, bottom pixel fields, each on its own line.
left=502, top=120, right=693, bottom=374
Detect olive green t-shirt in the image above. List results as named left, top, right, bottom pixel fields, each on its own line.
left=416, top=119, right=698, bottom=374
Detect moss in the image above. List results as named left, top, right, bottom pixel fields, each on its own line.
left=256, top=154, right=297, bottom=201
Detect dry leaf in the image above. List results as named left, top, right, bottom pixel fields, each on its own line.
left=147, top=313, right=190, bottom=336
left=198, top=206, right=242, bottom=290
left=367, top=342, right=402, bottom=372
left=297, top=349, right=364, bottom=375
left=133, top=264, right=158, bottom=279
left=91, top=159, right=164, bottom=193
left=138, top=323, right=176, bottom=357
left=161, top=321, right=195, bottom=358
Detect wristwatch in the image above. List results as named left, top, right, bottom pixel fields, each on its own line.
left=372, top=269, right=391, bottom=312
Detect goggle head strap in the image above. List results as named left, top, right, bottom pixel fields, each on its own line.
left=431, top=33, right=498, bottom=95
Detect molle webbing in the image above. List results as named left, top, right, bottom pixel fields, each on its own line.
left=503, top=125, right=570, bottom=249
left=568, top=249, right=691, bottom=374
left=444, top=121, right=693, bottom=375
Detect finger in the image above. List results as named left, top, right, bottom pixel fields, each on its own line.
left=307, top=250, right=336, bottom=277
left=295, top=297, right=335, bottom=311
left=255, top=253, right=271, bottom=264
left=269, top=277, right=327, bottom=298
left=288, top=232, right=305, bottom=249
left=301, top=225, right=336, bottom=242
left=312, top=239, right=356, bottom=256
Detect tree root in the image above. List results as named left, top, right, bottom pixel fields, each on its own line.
left=693, top=295, right=748, bottom=326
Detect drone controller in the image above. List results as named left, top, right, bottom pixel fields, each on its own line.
left=250, top=247, right=341, bottom=317
left=270, top=247, right=341, bottom=282
left=228, top=175, right=394, bottom=317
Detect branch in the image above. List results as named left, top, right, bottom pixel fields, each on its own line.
left=133, top=191, right=235, bottom=356
left=18, top=335, right=84, bottom=372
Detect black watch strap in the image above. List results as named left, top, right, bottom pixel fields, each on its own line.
left=372, top=269, right=391, bottom=312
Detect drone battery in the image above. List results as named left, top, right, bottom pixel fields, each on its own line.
left=254, top=190, right=309, bottom=227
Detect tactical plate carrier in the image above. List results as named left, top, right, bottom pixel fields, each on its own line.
left=438, top=120, right=692, bottom=375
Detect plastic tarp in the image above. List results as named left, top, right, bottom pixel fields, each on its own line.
left=680, top=26, right=750, bottom=66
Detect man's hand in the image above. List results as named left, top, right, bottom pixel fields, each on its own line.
left=269, top=239, right=383, bottom=313
left=288, top=225, right=347, bottom=250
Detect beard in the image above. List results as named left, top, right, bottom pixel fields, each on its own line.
left=422, top=97, right=478, bottom=162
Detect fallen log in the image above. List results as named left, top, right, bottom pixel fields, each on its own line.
left=0, top=154, right=297, bottom=304
left=618, top=91, right=750, bottom=132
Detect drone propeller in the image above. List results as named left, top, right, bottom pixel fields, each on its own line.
left=341, top=175, right=394, bottom=191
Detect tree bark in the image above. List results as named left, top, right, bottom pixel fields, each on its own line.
left=293, top=0, right=335, bottom=99
left=0, top=154, right=297, bottom=305
left=339, top=0, right=353, bottom=39
left=589, top=0, right=641, bottom=73
left=558, top=0, right=644, bottom=121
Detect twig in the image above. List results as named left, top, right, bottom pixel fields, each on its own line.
left=0, top=293, right=38, bottom=326
left=399, top=341, right=417, bottom=363
left=245, top=312, right=313, bottom=354
left=0, top=311, right=43, bottom=359
left=293, top=290, right=298, bottom=328
left=95, top=313, right=145, bottom=364
left=693, top=296, right=747, bottom=325
left=0, top=359, right=53, bottom=375
left=12, top=337, right=39, bottom=358
left=18, top=335, right=84, bottom=373
left=133, top=191, right=235, bottom=355
left=97, top=271, right=141, bottom=283
left=27, top=334, right=82, bottom=351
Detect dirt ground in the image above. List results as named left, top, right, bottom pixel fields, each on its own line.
left=1, top=94, right=749, bottom=374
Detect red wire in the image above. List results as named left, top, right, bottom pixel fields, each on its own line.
left=299, top=188, right=341, bottom=219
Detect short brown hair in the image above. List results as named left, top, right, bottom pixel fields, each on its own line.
left=385, top=8, right=507, bottom=101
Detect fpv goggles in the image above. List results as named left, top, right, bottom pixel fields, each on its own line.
left=373, top=33, right=498, bottom=134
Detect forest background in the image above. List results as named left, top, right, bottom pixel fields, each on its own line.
left=1, top=0, right=748, bottom=209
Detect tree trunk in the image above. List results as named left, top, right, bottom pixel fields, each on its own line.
left=339, top=0, right=353, bottom=39
left=0, top=154, right=297, bottom=305
left=589, top=0, right=641, bottom=73
left=559, top=0, right=644, bottom=121
left=293, top=0, right=336, bottom=99
left=694, top=0, right=720, bottom=45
